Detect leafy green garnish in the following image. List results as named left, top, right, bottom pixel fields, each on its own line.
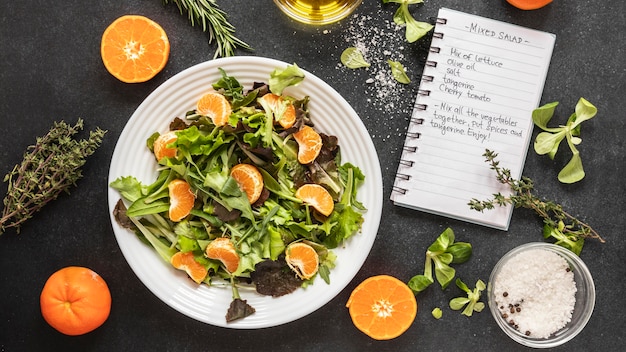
left=532, top=98, right=597, bottom=183
left=341, top=47, right=371, bottom=69
left=163, top=0, right=251, bottom=58
left=382, top=0, right=433, bottom=43
left=449, top=278, right=485, bottom=317
left=468, top=150, right=605, bottom=255
left=407, top=228, right=472, bottom=293
left=431, top=307, right=443, bottom=319
left=387, top=60, right=410, bottom=84
left=269, top=64, right=305, bottom=95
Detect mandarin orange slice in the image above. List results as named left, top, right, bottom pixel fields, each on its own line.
left=153, top=130, right=178, bottom=161
left=168, top=179, right=195, bottom=222
left=171, top=251, right=208, bottom=284
left=285, top=242, right=319, bottom=280
left=205, top=237, right=240, bottom=273
left=295, top=183, right=334, bottom=216
left=101, top=15, right=170, bottom=83
left=293, top=125, right=322, bottom=164
left=346, top=275, right=418, bottom=340
left=230, top=163, right=264, bottom=204
left=260, top=93, right=296, bottom=129
left=197, top=91, right=232, bottom=126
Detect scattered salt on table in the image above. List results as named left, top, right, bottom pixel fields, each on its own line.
left=493, top=248, right=577, bottom=339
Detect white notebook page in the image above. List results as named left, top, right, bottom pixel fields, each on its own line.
left=391, top=8, right=556, bottom=230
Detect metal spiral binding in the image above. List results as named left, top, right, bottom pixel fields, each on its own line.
left=436, top=17, right=448, bottom=25
left=403, top=145, right=417, bottom=153
left=406, top=131, right=421, bottom=138
left=418, top=90, right=431, bottom=96
left=425, top=60, right=438, bottom=68
left=422, top=75, right=434, bottom=82
left=430, top=46, right=441, bottom=53
left=411, top=117, right=424, bottom=124
left=433, top=32, right=444, bottom=39
left=392, top=186, right=408, bottom=195
left=399, top=159, right=415, bottom=167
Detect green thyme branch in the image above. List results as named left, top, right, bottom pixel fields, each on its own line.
left=468, top=150, right=604, bottom=244
left=1, top=119, right=106, bottom=234
left=164, top=0, right=252, bottom=58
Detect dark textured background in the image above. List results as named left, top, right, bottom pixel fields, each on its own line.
left=1, top=0, right=624, bottom=351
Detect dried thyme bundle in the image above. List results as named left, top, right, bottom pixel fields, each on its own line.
left=1, top=119, right=106, bottom=234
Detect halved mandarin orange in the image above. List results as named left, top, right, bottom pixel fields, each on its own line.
left=259, top=93, right=296, bottom=129
left=230, top=163, right=264, bottom=204
left=346, top=275, right=418, bottom=340
left=295, top=183, right=334, bottom=216
left=168, top=179, right=195, bottom=222
left=285, top=242, right=319, bottom=280
left=197, top=91, right=232, bottom=126
left=205, top=237, right=240, bottom=273
left=101, top=15, right=170, bottom=83
left=293, top=125, right=322, bottom=164
left=171, top=251, right=208, bottom=284
left=153, top=131, right=177, bottom=161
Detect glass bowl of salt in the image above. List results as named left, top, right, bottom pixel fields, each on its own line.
left=487, top=242, right=595, bottom=348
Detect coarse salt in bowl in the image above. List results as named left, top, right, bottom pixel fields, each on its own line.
left=487, top=242, right=595, bottom=348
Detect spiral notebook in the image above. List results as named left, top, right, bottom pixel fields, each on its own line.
left=391, top=8, right=556, bottom=230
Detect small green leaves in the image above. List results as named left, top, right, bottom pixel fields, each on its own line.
left=387, top=60, right=410, bottom=84
left=532, top=98, right=597, bottom=183
left=449, top=278, right=486, bottom=317
left=340, top=47, right=370, bottom=69
left=407, top=228, right=472, bottom=294
left=382, top=0, right=433, bottom=43
left=431, top=307, right=443, bottom=319
left=269, top=64, right=305, bottom=95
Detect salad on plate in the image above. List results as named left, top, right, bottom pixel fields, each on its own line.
left=110, top=64, right=367, bottom=322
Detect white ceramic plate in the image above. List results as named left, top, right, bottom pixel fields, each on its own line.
left=107, top=56, right=383, bottom=329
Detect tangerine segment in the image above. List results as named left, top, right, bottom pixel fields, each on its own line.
left=101, top=15, right=170, bottom=83
left=205, top=237, right=240, bottom=273
left=153, top=131, right=178, bottom=161
left=259, top=93, right=296, bottom=129
left=40, top=266, right=112, bottom=336
left=168, top=179, right=195, bottom=222
left=346, top=275, right=417, bottom=341
left=293, top=125, right=322, bottom=164
left=295, top=184, right=334, bottom=216
left=171, top=251, right=208, bottom=284
left=230, top=163, right=264, bottom=204
left=197, top=91, right=232, bottom=126
left=285, top=242, right=319, bottom=280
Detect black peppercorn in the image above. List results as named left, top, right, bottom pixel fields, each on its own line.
left=503, top=292, right=509, bottom=297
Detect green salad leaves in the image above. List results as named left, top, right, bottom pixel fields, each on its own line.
left=532, top=98, right=597, bottom=183
left=111, top=66, right=366, bottom=321
left=382, top=0, right=433, bottom=43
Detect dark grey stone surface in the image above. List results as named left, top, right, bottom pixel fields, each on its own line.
left=1, top=0, right=624, bottom=351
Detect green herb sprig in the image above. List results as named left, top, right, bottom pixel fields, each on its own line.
left=382, top=0, right=433, bottom=43
left=468, top=150, right=605, bottom=255
left=532, top=98, right=597, bottom=183
left=163, top=0, right=251, bottom=58
left=449, top=278, right=485, bottom=317
left=407, top=228, right=472, bottom=294
left=340, top=47, right=371, bottom=69
left=1, top=119, right=106, bottom=234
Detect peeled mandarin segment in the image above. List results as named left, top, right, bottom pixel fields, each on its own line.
left=168, top=179, right=195, bottom=222
left=230, top=163, right=264, bottom=204
left=171, top=251, right=208, bottom=284
left=293, top=125, right=322, bottom=164
left=205, top=237, right=240, bottom=273
left=285, top=242, right=319, bottom=280
left=295, top=183, right=334, bottom=216
left=346, top=275, right=417, bottom=341
left=153, top=131, right=178, bottom=161
left=100, top=15, right=170, bottom=83
left=196, top=91, right=232, bottom=126
left=260, top=93, right=296, bottom=129
left=40, top=267, right=112, bottom=336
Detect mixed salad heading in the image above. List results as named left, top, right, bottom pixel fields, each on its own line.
left=110, top=64, right=366, bottom=322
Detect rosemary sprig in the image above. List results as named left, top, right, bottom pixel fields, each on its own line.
left=1, top=119, right=106, bottom=234
left=163, top=0, right=252, bottom=58
left=468, top=149, right=604, bottom=255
